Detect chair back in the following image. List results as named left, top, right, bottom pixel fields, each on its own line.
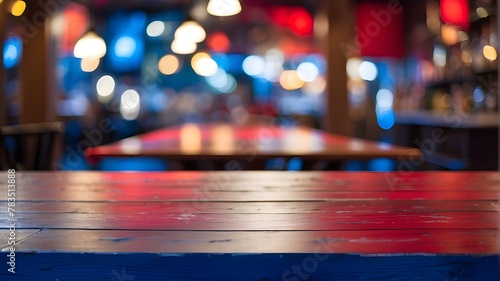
left=0, top=122, right=65, bottom=170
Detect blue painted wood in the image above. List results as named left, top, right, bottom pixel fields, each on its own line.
left=0, top=253, right=497, bottom=281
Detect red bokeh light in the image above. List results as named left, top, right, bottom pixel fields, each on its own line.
left=207, top=32, right=231, bottom=53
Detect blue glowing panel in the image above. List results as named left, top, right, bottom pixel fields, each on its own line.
left=368, top=158, right=395, bottom=171
left=98, top=157, right=167, bottom=171
left=212, top=53, right=245, bottom=74
left=58, top=56, right=93, bottom=92
left=3, top=37, right=22, bottom=69
left=106, top=11, right=146, bottom=72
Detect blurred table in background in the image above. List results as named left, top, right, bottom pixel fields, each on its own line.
left=0, top=171, right=498, bottom=280
left=84, top=123, right=421, bottom=170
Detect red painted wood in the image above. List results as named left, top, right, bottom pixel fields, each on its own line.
left=0, top=171, right=498, bottom=256
left=11, top=229, right=498, bottom=254
left=2, top=200, right=496, bottom=213
left=5, top=211, right=497, bottom=231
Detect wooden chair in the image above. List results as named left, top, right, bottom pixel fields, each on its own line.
left=0, top=122, right=65, bottom=170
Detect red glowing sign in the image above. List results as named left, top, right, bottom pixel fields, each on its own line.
left=355, top=2, right=404, bottom=58
left=440, top=0, right=469, bottom=30
left=268, top=7, right=313, bottom=36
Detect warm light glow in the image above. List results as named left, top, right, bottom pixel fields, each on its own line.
left=120, top=138, right=142, bottom=155
left=284, top=128, right=313, bottom=153
left=211, top=125, right=234, bottom=153
left=147, top=21, right=165, bottom=37
left=207, top=0, right=242, bottom=17
left=346, top=58, right=362, bottom=80
left=279, top=70, right=305, bottom=90
left=96, top=75, right=115, bottom=103
left=174, top=21, right=206, bottom=43
left=74, top=31, right=107, bottom=59
left=171, top=39, right=197, bottom=54
left=314, top=13, right=329, bottom=39
left=426, top=1, right=441, bottom=34
left=476, top=7, right=488, bottom=18
left=358, top=61, right=378, bottom=81
left=302, top=75, right=327, bottom=95
left=80, top=57, right=100, bottom=72
left=180, top=124, right=202, bottom=154
left=297, top=62, right=319, bottom=82
left=191, top=52, right=218, bottom=76
left=461, top=49, right=472, bottom=64
left=441, top=24, right=459, bottom=45
left=10, top=0, right=26, bottom=16
left=483, top=45, right=497, bottom=61
left=158, top=54, right=180, bottom=75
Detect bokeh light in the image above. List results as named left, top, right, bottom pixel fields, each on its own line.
left=158, top=54, right=181, bottom=75
left=279, top=70, right=305, bottom=90
left=191, top=52, right=218, bottom=76
left=296, top=62, right=319, bottom=82
left=171, top=39, right=197, bottom=54
left=358, top=61, right=378, bottom=81
left=96, top=75, right=116, bottom=103
left=80, top=57, right=100, bottom=72
left=242, top=55, right=265, bottom=76
left=10, top=0, right=26, bottom=16
left=146, top=21, right=165, bottom=37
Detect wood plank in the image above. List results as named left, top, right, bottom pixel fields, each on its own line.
left=2, top=212, right=496, bottom=231
left=2, top=188, right=498, bottom=201
left=12, top=229, right=498, bottom=254
left=5, top=179, right=500, bottom=192
left=1, top=200, right=496, bottom=214
left=3, top=171, right=498, bottom=186
left=0, top=229, right=41, bottom=250
left=2, top=173, right=499, bottom=202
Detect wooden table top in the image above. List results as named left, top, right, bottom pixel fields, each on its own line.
left=0, top=171, right=498, bottom=280
left=84, top=123, right=421, bottom=164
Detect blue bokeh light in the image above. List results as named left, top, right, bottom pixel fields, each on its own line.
left=3, top=37, right=22, bottom=69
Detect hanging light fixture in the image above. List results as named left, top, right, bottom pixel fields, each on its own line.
left=73, top=2, right=107, bottom=59
left=171, top=14, right=206, bottom=55
left=207, top=0, right=242, bottom=17
left=74, top=28, right=107, bottom=59
left=174, top=18, right=206, bottom=43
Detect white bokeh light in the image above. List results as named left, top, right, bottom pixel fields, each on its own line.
left=358, top=61, right=378, bottom=81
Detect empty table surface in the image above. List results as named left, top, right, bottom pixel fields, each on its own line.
left=0, top=171, right=498, bottom=280
left=84, top=123, right=421, bottom=165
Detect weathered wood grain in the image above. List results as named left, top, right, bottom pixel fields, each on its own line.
left=0, top=200, right=496, bottom=214
left=12, top=229, right=498, bottom=254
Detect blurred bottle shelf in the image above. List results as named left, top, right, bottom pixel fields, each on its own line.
left=394, top=111, right=498, bottom=128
